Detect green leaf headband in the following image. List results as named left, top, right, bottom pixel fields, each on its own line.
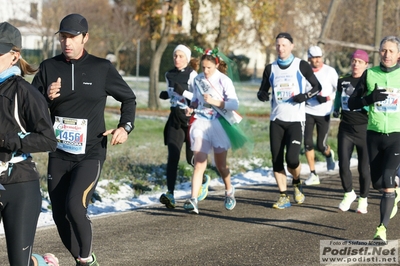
left=194, top=46, right=221, bottom=63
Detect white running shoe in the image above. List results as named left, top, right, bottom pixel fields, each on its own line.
left=183, top=198, right=199, bottom=214
left=326, top=150, right=336, bottom=171
left=304, top=173, right=320, bottom=186
left=338, top=190, right=357, bottom=211
left=32, top=253, right=59, bottom=266
left=356, top=197, right=368, bottom=214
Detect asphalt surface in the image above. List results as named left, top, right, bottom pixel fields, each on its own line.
left=1, top=169, right=399, bottom=266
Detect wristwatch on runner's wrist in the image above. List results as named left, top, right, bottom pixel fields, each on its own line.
left=120, top=122, right=133, bottom=134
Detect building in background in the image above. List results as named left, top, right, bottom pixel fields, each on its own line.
left=1, top=0, right=44, bottom=50
left=1, top=0, right=42, bottom=22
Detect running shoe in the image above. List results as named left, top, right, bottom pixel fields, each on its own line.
left=183, top=198, right=199, bottom=214
left=304, top=173, right=320, bottom=186
left=225, top=187, right=236, bottom=210
left=76, top=253, right=99, bottom=266
left=390, top=187, right=400, bottom=219
left=273, top=195, right=291, bottom=209
left=198, top=174, right=211, bottom=201
left=373, top=224, right=387, bottom=244
left=159, top=191, right=175, bottom=209
left=326, top=150, right=336, bottom=171
left=293, top=182, right=305, bottom=204
left=356, top=197, right=368, bottom=214
left=90, top=190, right=102, bottom=204
left=32, top=253, right=59, bottom=266
left=338, top=190, right=357, bottom=212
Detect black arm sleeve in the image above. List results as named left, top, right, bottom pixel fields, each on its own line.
left=4, top=79, right=57, bottom=153
left=348, top=71, right=368, bottom=110
left=258, top=64, right=272, bottom=94
left=299, top=60, right=321, bottom=96
left=31, top=63, right=51, bottom=105
left=105, top=64, right=137, bottom=130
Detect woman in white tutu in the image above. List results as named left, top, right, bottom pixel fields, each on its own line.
left=183, top=48, right=241, bottom=214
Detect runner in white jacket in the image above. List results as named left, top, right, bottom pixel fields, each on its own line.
left=304, top=46, right=339, bottom=186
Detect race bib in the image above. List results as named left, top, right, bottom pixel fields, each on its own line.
left=375, top=87, right=400, bottom=113
left=197, top=103, right=218, bottom=120
left=194, top=79, right=242, bottom=124
left=54, top=116, right=88, bottom=154
left=274, top=82, right=296, bottom=104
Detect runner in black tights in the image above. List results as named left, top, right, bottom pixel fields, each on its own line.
left=257, top=33, right=321, bottom=209
left=348, top=36, right=400, bottom=243
left=159, top=45, right=211, bottom=209
left=0, top=22, right=58, bottom=265
left=32, top=14, right=136, bottom=265
left=334, top=50, right=370, bottom=213
left=159, top=45, right=198, bottom=208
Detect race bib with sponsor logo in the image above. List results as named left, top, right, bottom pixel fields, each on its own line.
left=54, top=116, right=87, bottom=154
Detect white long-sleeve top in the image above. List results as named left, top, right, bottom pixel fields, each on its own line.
left=192, top=70, right=239, bottom=121
left=165, top=68, right=197, bottom=107
left=306, top=64, right=338, bottom=116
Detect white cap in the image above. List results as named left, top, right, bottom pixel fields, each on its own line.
left=308, top=46, right=323, bottom=58
left=173, top=44, right=191, bottom=63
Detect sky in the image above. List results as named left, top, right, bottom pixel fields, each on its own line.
left=0, top=159, right=358, bottom=235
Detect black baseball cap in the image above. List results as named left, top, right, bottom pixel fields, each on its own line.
left=276, top=32, right=293, bottom=43
left=56, top=14, right=88, bottom=35
left=0, top=22, right=21, bottom=54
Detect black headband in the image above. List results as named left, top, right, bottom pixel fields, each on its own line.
left=276, top=32, right=293, bottom=43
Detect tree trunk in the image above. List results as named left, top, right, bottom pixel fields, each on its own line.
left=148, top=39, right=169, bottom=110
left=189, top=0, right=202, bottom=45
left=147, top=1, right=177, bottom=110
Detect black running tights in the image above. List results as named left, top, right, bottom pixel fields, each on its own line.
left=1, top=180, right=41, bottom=266
left=166, top=125, right=194, bottom=193
left=47, top=158, right=102, bottom=260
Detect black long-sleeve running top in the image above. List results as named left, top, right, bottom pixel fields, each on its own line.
left=0, top=76, right=57, bottom=184
left=32, top=51, right=136, bottom=162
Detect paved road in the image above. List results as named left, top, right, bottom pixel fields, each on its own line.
left=1, top=171, right=399, bottom=265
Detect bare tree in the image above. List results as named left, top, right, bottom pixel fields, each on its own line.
left=137, top=0, right=183, bottom=110
left=36, top=0, right=400, bottom=108
left=102, top=0, right=148, bottom=73
left=189, top=0, right=207, bottom=48
left=38, top=0, right=113, bottom=59
left=319, top=0, right=399, bottom=71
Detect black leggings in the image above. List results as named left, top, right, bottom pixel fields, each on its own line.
left=47, top=158, right=102, bottom=259
left=1, top=180, right=41, bottom=266
left=337, top=122, right=370, bottom=197
left=304, top=114, right=330, bottom=153
left=166, top=125, right=193, bottom=193
left=270, top=119, right=303, bottom=172
left=367, top=131, right=400, bottom=190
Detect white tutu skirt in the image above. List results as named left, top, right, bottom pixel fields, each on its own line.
left=190, top=117, right=231, bottom=154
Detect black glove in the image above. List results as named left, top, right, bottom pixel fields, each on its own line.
left=257, top=90, right=270, bottom=102
left=332, top=110, right=340, bottom=118
left=174, top=83, right=185, bottom=96
left=362, top=83, right=388, bottom=105
left=90, top=190, right=102, bottom=204
left=316, top=95, right=328, bottom=103
left=159, top=91, right=169, bottom=100
left=292, top=93, right=310, bottom=103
